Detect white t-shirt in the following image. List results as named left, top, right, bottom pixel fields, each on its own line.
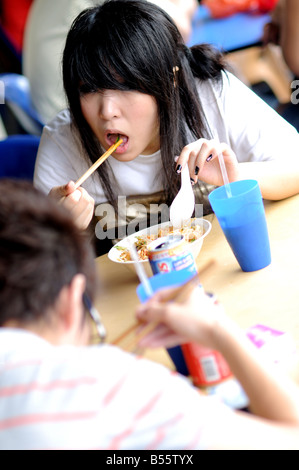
left=0, top=329, right=233, bottom=450
left=34, top=71, right=299, bottom=204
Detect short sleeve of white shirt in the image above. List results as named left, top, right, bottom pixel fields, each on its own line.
left=199, top=71, right=299, bottom=163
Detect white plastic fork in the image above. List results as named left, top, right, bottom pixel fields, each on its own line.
left=169, top=165, right=195, bottom=229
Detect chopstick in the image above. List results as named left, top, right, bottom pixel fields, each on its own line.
left=112, top=259, right=216, bottom=349
left=129, top=242, right=153, bottom=298
left=74, top=139, right=123, bottom=190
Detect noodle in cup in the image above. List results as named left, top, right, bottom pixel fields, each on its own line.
left=108, top=218, right=212, bottom=276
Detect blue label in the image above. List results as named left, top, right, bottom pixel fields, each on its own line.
left=150, top=252, right=197, bottom=275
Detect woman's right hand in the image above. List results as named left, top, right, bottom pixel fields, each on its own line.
left=49, top=181, right=95, bottom=230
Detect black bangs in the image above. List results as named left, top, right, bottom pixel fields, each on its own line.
left=61, top=0, right=224, bottom=215
left=63, top=0, right=180, bottom=99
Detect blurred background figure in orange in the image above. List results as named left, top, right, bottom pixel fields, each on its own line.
left=202, top=0, right=279, bottom=18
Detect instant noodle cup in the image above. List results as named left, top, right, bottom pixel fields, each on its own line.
left=108, top=218, right=211, bottom=276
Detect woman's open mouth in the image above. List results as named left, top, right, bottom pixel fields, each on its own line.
left=106, top=132, right=129, bottom=154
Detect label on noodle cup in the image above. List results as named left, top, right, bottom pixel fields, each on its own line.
left=148, top=235, right=197, bottom=276
left=182, top=343, right=232, bottom=386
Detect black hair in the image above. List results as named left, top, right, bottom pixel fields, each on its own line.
left=63, top=0, right=226, bottom=209
left=0, top=180, right=97, bottom=326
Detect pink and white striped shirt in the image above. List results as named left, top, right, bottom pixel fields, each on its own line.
left=0, top=329, right=233, bottom=450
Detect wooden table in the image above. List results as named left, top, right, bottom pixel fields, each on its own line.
left=95, top=194, right=299, bottom=375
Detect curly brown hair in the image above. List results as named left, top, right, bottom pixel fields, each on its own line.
left=0, top=180, right=97, bottom=326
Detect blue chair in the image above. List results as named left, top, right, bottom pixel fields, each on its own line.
left=0, top=73, right=45, bottom=136
left=0, top=135, right=40, bottom=180
left=188, top=5, right=271, bottom=52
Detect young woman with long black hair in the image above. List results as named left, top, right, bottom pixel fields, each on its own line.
left=34, top=0, right=299, bottom=253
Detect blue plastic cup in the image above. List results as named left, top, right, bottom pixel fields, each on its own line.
left=208, top=180, right=271, bottom=272
left=137, top=270, right=195, bottom=376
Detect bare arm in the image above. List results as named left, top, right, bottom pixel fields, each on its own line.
left=136, top=290, right=299, bottom=448
left=213, top=315, right=299, bottom=423
left=238, top=160, right=299, bottom=200
left=176, top=139, right=299, bottom=201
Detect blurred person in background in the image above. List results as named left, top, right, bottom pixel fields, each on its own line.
left=0, top=0, right=33, bottom=72
left=263, top=0, right=299, bottom=77
left=23, top=0, right=105, bottom=125
left=263, top=0, right=299, bottom=131
left=150, top=0, right=197, bottom=42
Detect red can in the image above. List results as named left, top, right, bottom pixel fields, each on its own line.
left=182, top=343, right=232, bottom=387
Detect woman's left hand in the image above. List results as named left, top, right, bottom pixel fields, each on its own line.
left=176, top=139, right=239, bottom=187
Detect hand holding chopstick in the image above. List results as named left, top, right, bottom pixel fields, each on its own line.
left=56, top=139, right=123, bottom=225
left=74, top=138, right=123, bottom=190
left=112, top=259, right=216, bottom=350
